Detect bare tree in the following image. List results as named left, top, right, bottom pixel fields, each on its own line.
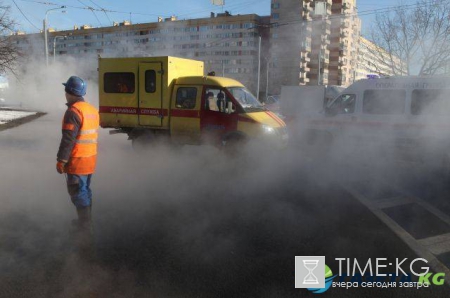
left=0, top=3, right=19, bottom=75
left=368, top=0, right=450, bottom=76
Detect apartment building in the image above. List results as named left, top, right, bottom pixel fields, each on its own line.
left=12, top=13, right=270, bottom=93
left=328, top=0, right=360, bottom=86
left=355, top=37, right=406, bottom=80
left=269, top=0, right=314, bottom=89
left=269, top=0, right=361, bottom=93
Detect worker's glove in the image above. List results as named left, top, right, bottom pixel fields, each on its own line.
left=56, top=160, right=66, bottom=174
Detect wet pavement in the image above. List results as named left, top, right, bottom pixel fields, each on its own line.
left=0, top=114, right=449, bottom=297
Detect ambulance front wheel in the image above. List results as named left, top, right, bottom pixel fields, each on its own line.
left=222, top=135, right=246, bottom=156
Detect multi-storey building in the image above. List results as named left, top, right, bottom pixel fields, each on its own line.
left=328, top=0, right=360, bottom=86
left=269, top=0, right=314, bottom=89
left=269, top=0, right=361, bottom=93
left=11, top=2, right=403, bottom=97
left=12, top=13, right=270, bottom=93
left=308, top=0, right=332, bottom=86
left=355, top=37, right=406, bottom=80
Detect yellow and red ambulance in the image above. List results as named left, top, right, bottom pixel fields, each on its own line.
left=98, top=56, right=287, bottom=150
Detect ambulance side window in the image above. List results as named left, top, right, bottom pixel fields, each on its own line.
left=411, top=89, right=450, bottom=115
left=176, top=87, right=197, bottom=109
left=363, top=90, right=405, bottom=115
left=145, top=70, right=156, bottom=93
left=104, top=72, right=135, bottom=93
left=326, top=94, right=355, bottom=115
left=205, top=88, right=228, bottom=113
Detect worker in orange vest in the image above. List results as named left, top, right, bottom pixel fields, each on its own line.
left=56, top=76, right=99, bottom=236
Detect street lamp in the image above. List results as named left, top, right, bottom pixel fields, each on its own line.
left=256, top=35, right=261, bottom=101
left=43, top=6, right=66, bottom=67
left=265, top=57, right=272, bottom=98
left=53, top=35, right=67, bottom=63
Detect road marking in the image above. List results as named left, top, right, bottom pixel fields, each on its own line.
left=344, top=184, right=450, bottom=285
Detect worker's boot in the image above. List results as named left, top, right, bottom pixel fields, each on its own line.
left=75, top=206, right=95, bottom=261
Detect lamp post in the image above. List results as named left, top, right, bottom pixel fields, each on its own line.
left=53, top=35, right=66, bottom=63
left=44, top=6, right=66, bottom=67
left=256, top=35, right=261, bottom=101
left=265, top=57, right=272, bottom=98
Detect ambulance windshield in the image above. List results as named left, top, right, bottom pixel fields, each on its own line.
left=228, top=87, right=265, bottom=112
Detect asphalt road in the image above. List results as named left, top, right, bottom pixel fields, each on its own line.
left=0, top=113, right=449, bottom=297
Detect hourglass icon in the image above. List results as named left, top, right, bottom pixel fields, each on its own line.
left=303, top=259, right=319, bottom=285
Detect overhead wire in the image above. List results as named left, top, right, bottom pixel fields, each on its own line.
left=11, top=0, right=41, bottom=30
left=76, top=0, right=102, bottom=26
left=176, top=0, right=261, bottom=18
left=88, top=0, right=112, bottom=24
left=275, top=0, right=450, bottom=29
left=12, top=0, right=450, bottom=34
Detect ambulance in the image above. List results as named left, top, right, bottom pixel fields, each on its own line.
left=98, top=56, right=287, bottom=150
left=303, top=76, right=450, bottom=171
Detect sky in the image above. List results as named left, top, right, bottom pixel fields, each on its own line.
left=7, top=0, right=416, bottom=36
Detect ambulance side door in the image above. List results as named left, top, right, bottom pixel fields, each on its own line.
left=325, top=93, right=357, bottom=135
left=138, top=62, right=163, bottom=126
left=170, top=85, right=202, bottom=145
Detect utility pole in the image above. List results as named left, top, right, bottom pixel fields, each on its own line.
left=266, top=57, right=270, bottom=98
left=44, top=6, right=66, bottom=67
left=318, top=46, right=322, bottom=86
left=256, top=35, right=261, bottom=101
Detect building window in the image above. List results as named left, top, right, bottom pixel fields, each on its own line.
left=104, top=72, right=135, bottom=93
left=272, top=13, right=280, bottom=19
left=176, top=87, right=197, bottom=109
left=271, top=3, right=280, bottom=9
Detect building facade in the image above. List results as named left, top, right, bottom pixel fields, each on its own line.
left=328, top=0, right=360, bottom=86
left=269, top=0, right=361, bottom=93
left=11, top=2, right=404, bottom=97
left=12, top=13, right=270, bottom=94
left=355, top=37, right=406, bottom=80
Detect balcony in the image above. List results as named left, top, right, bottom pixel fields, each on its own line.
left=300, top=75, right=310, bottom=84
left=300, top=53, right=310, bottom=62
left=341, top=20, right=350, bottom=28
left=321, top=58, right=330, bottom=66
left=299, top=67, right=307, bottom=73
left=300, top=44, right=311, bottom=52
left=339, top=43, right=348, bottom=51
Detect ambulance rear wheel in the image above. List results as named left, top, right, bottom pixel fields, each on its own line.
left=131, top=132, right=154, bottom=152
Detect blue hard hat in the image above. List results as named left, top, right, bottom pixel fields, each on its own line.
left=63, top=76, right=86, bottom=97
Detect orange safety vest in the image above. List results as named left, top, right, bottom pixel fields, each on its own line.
left=62, top=101, right=99, bottom=175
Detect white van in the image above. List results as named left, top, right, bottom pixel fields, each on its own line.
left=303, top=76, right=450, bottom=170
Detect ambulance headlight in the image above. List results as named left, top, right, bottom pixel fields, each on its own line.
left=262, top=125, right=275, bottom=134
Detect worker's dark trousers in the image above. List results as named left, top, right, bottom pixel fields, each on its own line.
left=66, top=174, right=94, bottom=259
left=66, top=174, right=93, bottom=208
